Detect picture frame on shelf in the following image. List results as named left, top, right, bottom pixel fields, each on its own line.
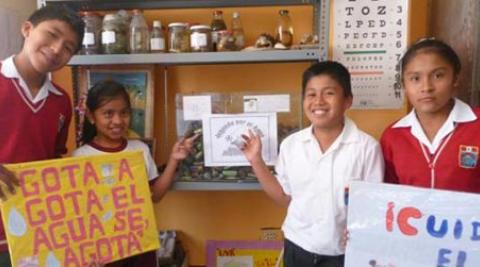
left=74, top=65, right=155, bottom=146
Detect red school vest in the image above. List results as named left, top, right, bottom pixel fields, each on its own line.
left=381, top=109, right=480, bottom=194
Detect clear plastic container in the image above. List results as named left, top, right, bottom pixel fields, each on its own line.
left=190, top=25, right=212, bottom=52
left=276, top=9, right=294, bottom=48
left=129, top=9, right=149, bottom=53
left=101, top=13, right=128, bottom=54
left=79, top=11, right=102, bottom=55
left=168, top=22, right=190, bottom=53
left=150, top=20, right=166, bottom=53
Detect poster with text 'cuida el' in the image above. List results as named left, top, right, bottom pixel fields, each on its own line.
left=0, top=151, right=159, bottom=267
left=345, top=182, right=480, bottom=267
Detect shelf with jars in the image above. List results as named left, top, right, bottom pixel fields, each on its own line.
left=43, top=0, right=331, bottom=191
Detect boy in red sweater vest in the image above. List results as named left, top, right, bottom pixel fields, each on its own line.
left=0, top=5, right=84, bottom=265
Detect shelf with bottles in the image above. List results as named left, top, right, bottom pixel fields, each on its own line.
left=49, top=0, right=330, bottom=64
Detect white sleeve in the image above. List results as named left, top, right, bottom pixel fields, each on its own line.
left=142, top=145, right=159, bottom=181
left=362, top=140, right=385, bottom=183
left=72, top=146, right=89, bottom=157
left=274, top=142, right=292, bottom=195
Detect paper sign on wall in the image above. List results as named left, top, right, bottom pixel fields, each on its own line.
left=345, top=182, right=480, bottom=267
left=202, top=113, right=278, bottom=166
left=243, top=95, right=290, bottom=113
left=1, top=151, right=159, bottom=267
left=183, top=95, right=212, bottom=121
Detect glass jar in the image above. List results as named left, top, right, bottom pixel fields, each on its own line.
left=101, top=13, right=128, bottom=54
left=168, top=22, right=190, bottom=53
left=79, top=11, right=102, bottom=55
left=190, top=25, right=212, bottom=52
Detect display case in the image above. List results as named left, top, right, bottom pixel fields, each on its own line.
left=42, top=0, right=331, bottom=190
left=174, top=92, right=301, bottom=185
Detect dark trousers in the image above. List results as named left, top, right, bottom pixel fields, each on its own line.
left=0, top=251, right=11, bottom=267
left=284, top=239, right=344, bottom=267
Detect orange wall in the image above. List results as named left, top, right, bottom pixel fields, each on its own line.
left=53, top=1, right=430, bottom=265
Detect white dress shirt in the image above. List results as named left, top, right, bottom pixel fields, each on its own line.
left=275, top=117, right=384, bottom=255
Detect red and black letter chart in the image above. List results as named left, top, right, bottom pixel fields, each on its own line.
left=332, top=0, right=409, bottom=109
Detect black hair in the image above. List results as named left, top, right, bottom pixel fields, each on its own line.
left=28, top=5, right=85, bottom=52
left=302, top=61, right=353, bottom=98
left=81, top=80, right=131, bottom=145
left=401, top=38, right=461, bottom=79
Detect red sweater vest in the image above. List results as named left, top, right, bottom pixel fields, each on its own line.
left=0, top=71, right=72, bottom=251
left=381, top=108, right=480, bottom=194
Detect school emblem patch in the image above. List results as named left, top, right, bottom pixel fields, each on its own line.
left=458, top=145, right=478, bottom=169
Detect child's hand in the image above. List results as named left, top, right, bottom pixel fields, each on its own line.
left=341, top=229, right=350, bottom=248
left=170, top=134, right=199, bottom=161
left=239, top=129, right=263, bottom=163
left=0, top=164, right=19, bottom=199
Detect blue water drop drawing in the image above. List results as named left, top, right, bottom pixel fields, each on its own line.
left=102, top=210, right=113, bottom=222
left=7, top=208, right=27, bottom=237
left=45, top=251, right=60, bottom=267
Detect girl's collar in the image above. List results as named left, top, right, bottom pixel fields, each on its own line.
left=89, top=138, right=128, bottom=152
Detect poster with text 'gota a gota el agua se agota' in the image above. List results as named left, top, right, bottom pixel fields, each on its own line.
left=0, top=151, right=159, bottom=267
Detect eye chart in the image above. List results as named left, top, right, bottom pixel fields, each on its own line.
left=332, top=0, right=409, bottom=109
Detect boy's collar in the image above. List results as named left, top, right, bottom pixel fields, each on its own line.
left=301, top=117, right=359, bottom=144
left=1, top=55, right=62, bottom=96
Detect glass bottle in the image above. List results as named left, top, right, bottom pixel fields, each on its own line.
left=150, top=20, right=165, bottom=53
left=80, top=11, right=102, bottom=55
left=129, top=9, right=149, bottom=53
left=276, top=9, right=294, bottom=48
left=231, top=12, right=245, bottom=50
left=210, top=10, right=227, bottom=51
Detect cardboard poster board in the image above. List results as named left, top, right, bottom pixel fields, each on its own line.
left=1, top=151, right=159, bottom=267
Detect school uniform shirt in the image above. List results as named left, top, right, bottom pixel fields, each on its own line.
left=0, top=56, right=72, bottom=163
left=276, top=117, right=384, bottom=256
left=381, top=98, right=480, bottom=193
left=73, top=139, right=159, bottom=181
left=0, top=56, right=72, bottom=251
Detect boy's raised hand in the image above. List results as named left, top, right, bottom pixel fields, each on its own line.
left=0, top=164, right=19, bottom=199
left=170, top=134, right=199, bottom=161
left=240, top=129, right=263, bottom=163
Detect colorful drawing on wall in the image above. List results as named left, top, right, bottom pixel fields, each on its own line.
left=74, top=66, right=154, bottom=145
left=206, top=240, right=283, bottom=267
left=1, top=151, right=160, bottom=267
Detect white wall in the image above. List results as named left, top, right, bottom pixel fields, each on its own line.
left=0, top=0, right=37, bottom=58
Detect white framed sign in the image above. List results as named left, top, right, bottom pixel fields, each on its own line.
left=346, top=182, right=480, bottom=267
left=332, top=0, right=409, bottom=109
left=202, top=113, right=278, bottom=167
